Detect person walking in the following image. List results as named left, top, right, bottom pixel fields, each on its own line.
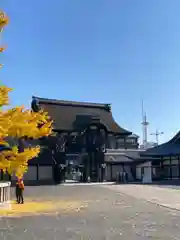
left=16, top=178, right=25, bottom=204
left=119, top=172, right=123, bottom=183
left=123, top=171, right=126, bottom=183
left=125, top=172, right=128, bottom=183
left=15, top=180, right=20, bottom=204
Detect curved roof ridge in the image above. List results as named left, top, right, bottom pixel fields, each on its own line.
left=33, top=96, right=111, bottom=110
left=168, top=131, right=180, bottom=143
left=32, top=96, right=131, bottom=135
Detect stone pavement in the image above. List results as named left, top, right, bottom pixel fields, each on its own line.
left=1, top=185, right=180, bottom=239
left=102, top=184, right=180, bottom=210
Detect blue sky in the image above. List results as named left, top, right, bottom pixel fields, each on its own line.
left=1, top=0, right=180, bottom=144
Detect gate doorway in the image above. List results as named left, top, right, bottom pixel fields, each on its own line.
left=65, top=154, right=83, bottom=182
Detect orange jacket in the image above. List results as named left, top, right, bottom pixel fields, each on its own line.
left=17, top=180, right=24, bottom=190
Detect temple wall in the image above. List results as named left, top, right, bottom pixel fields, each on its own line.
left=10, top=166, right=54, bottom=185
left=164, top=159, right=179, bottom=165
left=136, top=161, right=152, bottom=183
left=39, top=166, right=53, bottom=180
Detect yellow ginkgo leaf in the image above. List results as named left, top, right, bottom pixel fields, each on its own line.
left=0, top=47, right=6, bottom=52
left=0, top=9, right=52, bottom=178
left=0, top=11, right=9, bottom=28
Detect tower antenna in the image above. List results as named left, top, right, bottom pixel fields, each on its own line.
left=141, top=100, right=149, bottom=149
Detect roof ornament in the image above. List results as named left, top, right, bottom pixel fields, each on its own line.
left=106, top=104, right=111, bottom=112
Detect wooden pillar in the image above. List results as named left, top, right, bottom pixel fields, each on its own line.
left=87, top=153, right=91, bottom=181
left=110, top=164, right=112, bottom=180
left=124, top=138, right=127, bottom=149
left=37, top=164, right=39, bottom=181
left=178, top=156, right=180, bottom=179
left=160, top=156, right=164, bottom=180
left=122, top=163, right=125, bottom=172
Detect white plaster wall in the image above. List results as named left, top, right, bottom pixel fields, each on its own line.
left=164, top=159, right=178, bottom=165
left=136, top=167, right=142, bottom=180
left=39, top=166, right=53, bottom=180
left=172, top=160, right=179, bottom=164
left=164, top=160, right=170, bottom=165
left=24, top=166, right=37, bottom=181
left=136, top=161, right=152, bottom=183
left=108, top=135, right=116, bottom=149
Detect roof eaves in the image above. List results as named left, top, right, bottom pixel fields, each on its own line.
left=33, top=96, right=111, bottom=111
left=140, top=142, right=180, bottom=157
left=128, top=133, right=139, bottom=138
left=168, top=131, right=180, bottom=143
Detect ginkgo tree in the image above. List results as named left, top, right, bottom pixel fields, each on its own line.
left=0, top=10, right=52, bottom=178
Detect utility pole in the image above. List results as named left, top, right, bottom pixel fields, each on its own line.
left=150, top=130, right=164, bottom=145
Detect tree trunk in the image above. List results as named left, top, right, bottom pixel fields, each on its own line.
left=18, top=138, right=24, bottom=153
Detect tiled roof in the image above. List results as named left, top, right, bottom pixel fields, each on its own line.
left=105, top=153, right=134, bottom=163
left=127, top=133, right=139, bottom=138
left=140, top=142, right=180, bottom=157
left=141, top=132, right=180, bottom=157
left=31, top=96, right=131, bottom=135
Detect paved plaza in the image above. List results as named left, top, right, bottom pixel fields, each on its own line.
left=103, top=183, right=180, bottom=210
left=0, top=184, right=180, bottom=239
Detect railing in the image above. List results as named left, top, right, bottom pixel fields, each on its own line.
left=0, top=182, right=11, bottom=208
